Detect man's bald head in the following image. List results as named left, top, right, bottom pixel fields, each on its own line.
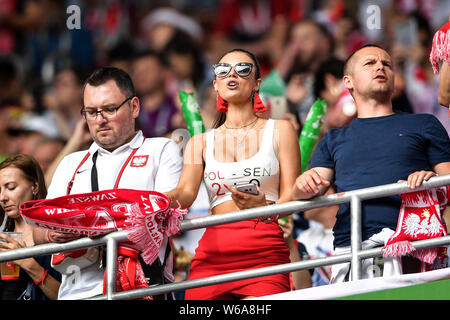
left=343, top=44, right=394, bottom=103
left=344, top=44, right=387, bottom=75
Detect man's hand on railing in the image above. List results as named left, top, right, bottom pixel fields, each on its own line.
left=45, top=230, right=80, bottom=243
left=292, top=168, right=332, bottom=200
left=398, top=170, right=436, bottom=190
left=33, top=227, right=79, bottom=245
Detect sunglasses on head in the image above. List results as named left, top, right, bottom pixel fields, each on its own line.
left=213, top=62, right=253, bottom=78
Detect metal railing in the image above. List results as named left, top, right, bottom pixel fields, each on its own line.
left=2, top=174, right=450, bottom=300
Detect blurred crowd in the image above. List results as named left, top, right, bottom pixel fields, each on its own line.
left=1, top=0, right=450, bottom=158
left=1, top=0, right=450, bottom=290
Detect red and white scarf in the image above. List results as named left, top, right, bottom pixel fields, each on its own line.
left=430, top=20, right=450, bottom=75
left=20, top=189, right=186, bottom=299
left=383, top=187, right=449, bottom=265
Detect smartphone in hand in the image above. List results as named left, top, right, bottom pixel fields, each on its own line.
left=235, top=183, right=258, bottom=195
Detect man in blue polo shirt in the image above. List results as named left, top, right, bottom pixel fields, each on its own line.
left=292, top=44, right=450, bottom=282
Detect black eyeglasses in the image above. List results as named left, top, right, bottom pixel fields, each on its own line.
left=81, top=96, right=134, bottom=120
left=212, top=62, right=253, bottom=78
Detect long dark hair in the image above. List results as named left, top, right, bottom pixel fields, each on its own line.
left=212, top=48, right=262, bottom=128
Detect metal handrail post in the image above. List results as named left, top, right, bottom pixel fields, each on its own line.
left=350, top=195, right=362, bottom=280
left=105, top=237, right=117, bottom=299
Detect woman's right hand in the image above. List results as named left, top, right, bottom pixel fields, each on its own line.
left=0, top=232, right=24, bottom=251
left=224, top=184, right=267, bottom=210
left=0, top=233, right=35, bottom=269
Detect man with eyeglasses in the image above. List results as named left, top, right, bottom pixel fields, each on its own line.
left=33, top=67, right=183, bottom=300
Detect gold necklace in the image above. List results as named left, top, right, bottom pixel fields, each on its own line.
left=226, top=118, right=259, bottom=148
left=223, top=117, right=259, bottom=129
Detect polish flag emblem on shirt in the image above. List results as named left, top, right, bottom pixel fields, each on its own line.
left=131, top=155, right=148, bottom=167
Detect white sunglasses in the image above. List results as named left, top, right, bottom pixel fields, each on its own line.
left=212, top=62, right=253, bottom=78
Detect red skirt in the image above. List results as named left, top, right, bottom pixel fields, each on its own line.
left=185, top=219, right=291, bottom=300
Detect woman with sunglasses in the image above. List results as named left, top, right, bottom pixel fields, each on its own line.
left=168, top=48, right=302, bottom=299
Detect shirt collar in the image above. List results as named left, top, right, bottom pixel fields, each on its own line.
left=89, top=130, right=144, bottom=155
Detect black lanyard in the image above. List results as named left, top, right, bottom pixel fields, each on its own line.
left=66, top=148, right=139, bottom=195
left=91, top=151, right=99, bottom=191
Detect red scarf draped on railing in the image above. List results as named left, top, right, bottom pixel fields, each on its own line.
left=19, top=189, right=186, bottom=299
left=383, top=186, right=449, bottom=267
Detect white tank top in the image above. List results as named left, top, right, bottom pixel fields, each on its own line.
left=203, top=119, right=280, bottom=209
